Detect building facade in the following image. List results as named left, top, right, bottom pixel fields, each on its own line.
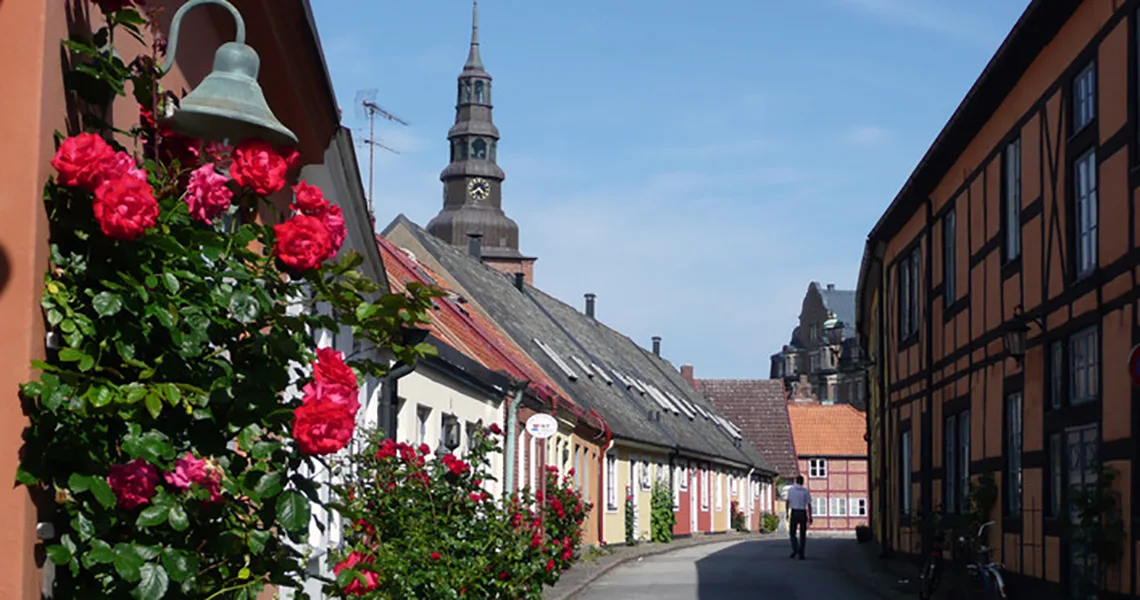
left=786, top=402, right=869, bottom=532
left=858, top=1, right=1140, bottom=597
left=770, top=282, right=868, bottom=409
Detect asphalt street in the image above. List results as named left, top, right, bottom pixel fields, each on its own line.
left=576, top=537, right=886, bottom=600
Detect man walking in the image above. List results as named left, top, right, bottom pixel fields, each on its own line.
left=785, top=475, right=812, bottom=560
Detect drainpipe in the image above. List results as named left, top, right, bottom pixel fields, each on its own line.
left=503, top=381, right=530, bottom=496
left=597, top=419, right=613, bottom=543
left=379, top=363, right=415, bottom=440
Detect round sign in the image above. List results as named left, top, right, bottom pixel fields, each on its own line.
left=525, top=413, right=558, bottom=439
left=1129, top=344, right=1140, bottom=386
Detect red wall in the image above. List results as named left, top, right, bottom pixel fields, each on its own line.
left=800, top=456, right=869, bottom=531
left=673, top=483, right=691, bottom=536
left=696, top=464, right=712, bottom=532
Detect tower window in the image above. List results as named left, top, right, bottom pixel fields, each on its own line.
left=490, top=140, right=497, bottom=161
left=450, top=141, right=456, bottom=162
left=474, top=80, right=485, bottom=103
left=472, top=138, right=487, bottom=159
left=459, top=139, right=468, bottom=160
left=463, top=82, right=472, bottom=104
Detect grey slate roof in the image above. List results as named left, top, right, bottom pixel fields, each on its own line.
left=812, top=282, right=857, bottom=340
left=384, top=215, right=773, bottom=473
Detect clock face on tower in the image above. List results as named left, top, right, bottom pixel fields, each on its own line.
left=467, top=178, right=491, bottom=202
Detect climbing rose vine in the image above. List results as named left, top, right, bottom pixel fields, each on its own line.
left=326, top=429, right=591, bottom=599
left=19, top=4, right=440, bottom=599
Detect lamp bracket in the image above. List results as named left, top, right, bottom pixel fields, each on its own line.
left=163, top=0, right=247, bottom=75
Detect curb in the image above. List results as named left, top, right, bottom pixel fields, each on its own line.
left=547, top=532, right=777, bottom=600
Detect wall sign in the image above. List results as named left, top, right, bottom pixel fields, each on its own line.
left=525, top=413, right=558, bottom=439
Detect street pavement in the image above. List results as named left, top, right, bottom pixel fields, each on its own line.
left=576, top=537, right=890, bottom=600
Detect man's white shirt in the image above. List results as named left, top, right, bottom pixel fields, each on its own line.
left=787, top=484, right=811, bottom=511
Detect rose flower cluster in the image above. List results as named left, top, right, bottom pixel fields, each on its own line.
left=292, top=348, right=361, bottom=456
left=105, top=452, right=223, bottom=511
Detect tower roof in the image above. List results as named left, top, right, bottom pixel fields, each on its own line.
left=464, top=1, right=485, bottom=73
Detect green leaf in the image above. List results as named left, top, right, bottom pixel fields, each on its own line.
left=162, top=549, right=198, bottom=583
left=60, top=318, right=76, bottom=333
left=72, top=512, right=95, bottom=540
left=161, top=273, right=180, bottom=295
left=87, top=539, right=115, bottom=564
left=229, top=290, right=259, bottom=324
left=253, top=472, right=283, bottom=500
left=46, top=544, right=72, bottom=565
left=58, top=347, right=86, bottom=363
left=79, top=353, right=95, bottom=372
left=93, top=291, right=123, bottom=317
left=275, top=491, right=310, bottom=533
left=113, top=543, right=144, bottom=582
left=15, top=465, right=39, bottom=486
left=68, top=473, right=93, bottom=492
left=123, top=430, right=174, bottom=463
left=144, top=394, right=162, bottom=419
left=136, top=505, right=167, bottom=528
left=47, top=309, right=64, bottom=326
left=162, top=384, right=181, bottom=406
left=132, top=563, right=169, bottom=600
left=146, top=304, right=175, bottom=329
left=125, top=385, right=147, bottom=404
left=238, top=567, right=251, bottom=580
left=87, top=385, right=113, bottom=408
left=113, top=8, right=148, bottom=26
left=247, top=529, right=271, bottom=554
left=90, top=477, right=116, bottom=509
left=251, top=440, right=281, bottom=460
left=168, top=505, right=188, bottom=531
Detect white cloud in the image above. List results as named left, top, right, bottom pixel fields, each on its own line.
left=843, top=125, right=891, bottom=148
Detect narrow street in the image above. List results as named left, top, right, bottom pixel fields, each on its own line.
left=576, top=537, right=887, bottom=600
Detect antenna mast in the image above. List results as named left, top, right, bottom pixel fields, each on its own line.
left=353, top=89, right=408, bottom=216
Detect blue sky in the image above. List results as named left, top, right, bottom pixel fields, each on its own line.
left=309, top=0, right=1029, bottom=379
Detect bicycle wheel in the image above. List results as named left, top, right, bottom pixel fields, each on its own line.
left=918, top=557, right=941, bottom=600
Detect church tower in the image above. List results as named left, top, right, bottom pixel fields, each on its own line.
left=426, top=1, right=537, bottom=283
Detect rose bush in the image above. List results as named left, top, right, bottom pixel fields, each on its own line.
left=326, top=429, right=590, bottom=599
left=21, top=5, right=441, bottom=599
left=730, top=500, right=748, bottom=532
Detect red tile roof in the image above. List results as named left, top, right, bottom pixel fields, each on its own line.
left=786, top=403, right=867, bottom=457
left=697, top=379, right=799, bottom=479
left=377, top=237, right=601, bottom=429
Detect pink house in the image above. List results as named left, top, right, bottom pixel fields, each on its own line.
left=786, top=402, right=869, bottom=531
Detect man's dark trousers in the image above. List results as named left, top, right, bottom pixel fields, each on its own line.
left=789, top=509, right=808, bottom=558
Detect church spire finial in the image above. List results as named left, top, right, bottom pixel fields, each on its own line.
left=465, top=0, right=484, bottom=71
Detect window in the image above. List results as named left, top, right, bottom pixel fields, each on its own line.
left=812, top=496, right=828, bottom=517
left=900, top=429, right=912, bottom=514
left=417, top=406, right=431, bottom=445
left=471, top=138, right=487, bottom=160
left=1065, top=424, right=1100, bottom=598
left=701, top=468, right=710, bottom=510
left=943, top=409, right=970, bottom=514
left=462, top=81, right=472, bottom=103
left=458, top=138, right=468, bottom=160
left=640, top=460, right=652, bottom=491
left=830, top=497, right=848, bottom=517
left=474, top=80, right=485, bottom=103
left=1002, top=138, right=1022, bottom=261
left=808, top=458, right=827, bottom=479
left=581, top=452, right=589, bottom=503
left=1049, top=340, right=1065, bottom=410
left=1069, top=327, right=1099, bottom=405
left=715, top=473, right=723, bottom=510
left=1005, top=392, right=1023, bottom=516
left=1073, top=149, right=1098, bottom=278
left=943, top=209, right=956, bottom=303
left=574, top=447, right=581, bottom=491
left=606, top=454, right=618, bottom=511
left=852, top=497, right=868, bottom=517
left=898, top=247, right=921, bottom=340
left=1047, top=432, right=1062, bottom=518
left=465, top=422, right=478, bottom=453
left=1073, top=62, right=1096, bottom=132
left=679, top=463, right=688, bottom=491
left=672, top=468, right=680, bottom=510
left=810, top=353, right=820, bottom=372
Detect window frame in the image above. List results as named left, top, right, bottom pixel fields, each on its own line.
left=605, top=453, right=618, bottom=512
left=1072, top=148, right=1098, bottom=280
left=701, top=467, right=710, bottom=511
left=900, top=428, right=913, bottom=516
left=808, top=458, right=828, bottom=479
left=943, top=207, right=956, bottom=303
left=812, top=496, right=828, bottom=517
left=943, top=408, right=971, bottom=514
left=1002, top=137, right=1022, bottom=262
left=831, top=496, right=849, bottom=517
left=852, top=497, right=868, bottom=517
left=1069, top=326, right=1100, bottom=405
left=1073, top=61, right=1097, bottom=133
left=897, top=246, right=921, bottom=341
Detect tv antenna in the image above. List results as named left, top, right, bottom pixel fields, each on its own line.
left=354, top=89, right=408, bottom=215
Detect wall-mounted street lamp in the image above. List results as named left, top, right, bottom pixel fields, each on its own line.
left=161, top=0, right=297, bottom=146
left=1003, top=304, right=1044, bottom=362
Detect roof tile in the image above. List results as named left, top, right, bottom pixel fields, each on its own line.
left=697, top=379, right=799, bottom=479
left=786, top=403, right=867, bottom=457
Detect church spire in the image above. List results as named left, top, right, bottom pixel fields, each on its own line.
left=464, top=1, right=484, bottom=72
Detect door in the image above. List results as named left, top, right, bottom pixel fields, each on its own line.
left=690, top=464, right=698, bottom=531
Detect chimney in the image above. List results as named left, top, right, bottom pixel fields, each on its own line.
left=680, top=364, right=696, bottom=389
left=467, top=233, right=483, bottom=260
left=826, top=283, right=835, bottom=291
left=513, top=272, right=525, bottom=291
left=652, top=336, right=662, bottom=356
left=584, top=293, right=596, bottom=318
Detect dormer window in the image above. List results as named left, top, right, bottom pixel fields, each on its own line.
left=472, top=138, right=487, bottom=159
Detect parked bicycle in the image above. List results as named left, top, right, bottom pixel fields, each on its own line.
left=919, top=520, right=1008, bottom=599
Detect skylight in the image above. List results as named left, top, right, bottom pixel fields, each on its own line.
left=533, top=339, right=578, bottom=381
left=590, top=363, right=614, bottom=385
left=570, top=356, right=595, bottom=378
left=665, top=391, right=697, bottom=419
left=693, top=404, right=711, bottom=419
left=645, top=384, right=680, bottom=414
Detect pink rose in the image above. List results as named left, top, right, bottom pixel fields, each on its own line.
left=185, top=163, right=233, bottom=224
left=230, top=139, right=289, bottom=196
left=321, top=204, right=346, bottom=260
left=291, top=181, right=329, bottom=215
left=51, top=133, right=115, bottom=191
left=164, top=452, right=223, bottom=502
left=333, top=551, right=378, bottom=596
left=93, top=175, right=159, bottom=241
left=107, top=459, right=159, bottom=510
left=301, top=380, right=360, bottom=413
